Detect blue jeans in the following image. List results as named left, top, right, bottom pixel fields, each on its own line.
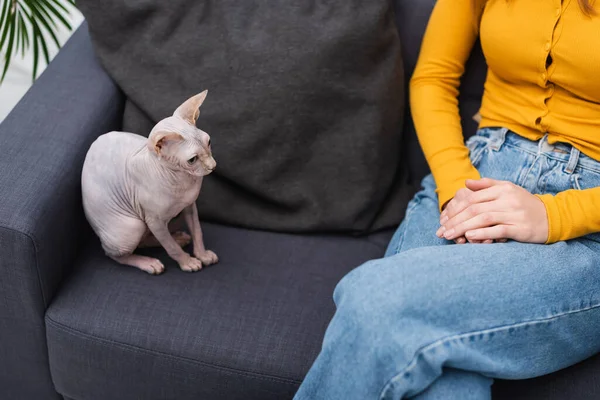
left=294, top=127, right=600, bottom=400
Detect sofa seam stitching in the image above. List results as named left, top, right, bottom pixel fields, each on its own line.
left=45, top=316, right=302, bottom=385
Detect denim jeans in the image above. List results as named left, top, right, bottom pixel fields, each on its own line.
left=293, top=127, right=600, bottom=400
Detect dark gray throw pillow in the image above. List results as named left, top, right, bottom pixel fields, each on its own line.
left=77, top=0, right=412, bottom=234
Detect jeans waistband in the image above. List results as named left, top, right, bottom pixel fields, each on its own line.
left=477, top=127, right=600, bottom=174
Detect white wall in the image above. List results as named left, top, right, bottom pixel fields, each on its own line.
left=0, top=6, right=84, bottom=122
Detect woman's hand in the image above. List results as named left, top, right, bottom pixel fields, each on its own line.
left=436, top=178, right=549, bottom=244
left=441, top=191, right=489, bottom=244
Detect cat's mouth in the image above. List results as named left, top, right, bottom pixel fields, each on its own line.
left=190, top=167, right=215, bottom=177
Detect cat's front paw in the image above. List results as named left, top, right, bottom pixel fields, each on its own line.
left=196, top=250, right=218, bottom=266
left=178, top=255, right=203, bottom=272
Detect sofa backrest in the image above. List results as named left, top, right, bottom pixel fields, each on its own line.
left=78, top=0, right=412, bottom=234
left=393, top=0, right=488, bottom=184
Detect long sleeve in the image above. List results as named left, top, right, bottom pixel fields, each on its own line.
left=537, top=189, right=600, bottom=243
left=409, top=0, right=482, bottom=210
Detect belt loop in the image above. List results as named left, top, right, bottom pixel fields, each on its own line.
left=565, top=146, right=580, bottom=174
left=491, top=127, right=508, bottom=151
left=537, top=134, right=548, bottom=156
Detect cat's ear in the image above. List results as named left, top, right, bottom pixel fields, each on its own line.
left=147, top=131, right=184, bottom=154
left=173, top=90, right=208, bottom=125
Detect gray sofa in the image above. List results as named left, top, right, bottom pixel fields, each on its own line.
left=1, top=3, right=600, bottom=400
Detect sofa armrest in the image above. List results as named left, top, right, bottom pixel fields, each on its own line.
left=0, top=22, right=124, bottom=398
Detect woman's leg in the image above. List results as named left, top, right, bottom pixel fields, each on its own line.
left=294, top=129, right=600, bottom=399
left=298, top=173, right=496, bottom=400
left=384, top=175, right=495, bottom=399
left=297, top=174, right=497, bottom=400
left=293, top=237, right=600, bottom=400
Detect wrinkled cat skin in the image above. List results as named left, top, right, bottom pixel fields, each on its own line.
left=81, top=91, right=218, bottom=275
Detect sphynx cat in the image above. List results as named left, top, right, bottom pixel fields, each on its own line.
left=81, top=91, right=218, bottom=275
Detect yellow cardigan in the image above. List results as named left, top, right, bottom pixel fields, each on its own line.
left=410, top=0, right=600, bottom=243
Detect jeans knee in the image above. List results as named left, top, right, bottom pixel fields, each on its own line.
left=333, top=262, right=382, bottom=326
left=333, top=252, right=446, bottom=331
left=335, top=262, right=411, bottom=324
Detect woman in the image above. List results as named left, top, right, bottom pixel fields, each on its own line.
left=293, top=0, right=600, bottom=399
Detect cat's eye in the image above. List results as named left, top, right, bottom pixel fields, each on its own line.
left=187, top=156, right=198, bottom=165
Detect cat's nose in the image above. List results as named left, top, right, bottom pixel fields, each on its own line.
left=205, top=157, right=216, bottom=171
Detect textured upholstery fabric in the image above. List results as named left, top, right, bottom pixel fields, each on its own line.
left=46, top=223, right=392, bottom=400
left=0, top=23, right=124, bottom=400
left=75, top=0, right=414, bottom=235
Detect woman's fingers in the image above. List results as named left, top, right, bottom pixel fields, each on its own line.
left=440, top=188, right=472, bottom=224
left=437, top=200, right=503, bottom=237
left=440, top=185, right=504, bottom=224
left=438, top=179, right=546, bottom=244
left=437, top=179, right=516, bottom=243
left=465, top=225, right=515, bottom=241
left=468, top=185, right=504, bottom=205
left=442, top=212, right=507, bottom=240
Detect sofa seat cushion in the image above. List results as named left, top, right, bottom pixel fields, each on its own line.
left=45, top=223, right=392, bottom=400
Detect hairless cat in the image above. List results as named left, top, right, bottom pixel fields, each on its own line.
left=81, top=91, right=218, bottom=275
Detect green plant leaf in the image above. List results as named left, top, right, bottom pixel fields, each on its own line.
left=32, top=30, right=39, bottom=79
left=17, top=11, right=25, bottom=56
left=46, top=0, right=71, bottom=15
left=0, top=1, right=9, bottom=35
left=13, top=8, right=29, bottom=57
left=0, top=0, right=77, bottom=84
left=0, top=0, right=12, bottom=51
left=31, top=3, right=61, bottom=50
left=21, top=7, right=43, bottom=79
left=39, top=0, right=72, bottom=31
left=1, top=7, right=18, bottom=82
left=35, top=1, right=59, bottom=29
left=37, top=26, right=50, bottom=66
left=18, top=10, right=29, bottom=56
left=29, top=15, right=50, bottom=77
